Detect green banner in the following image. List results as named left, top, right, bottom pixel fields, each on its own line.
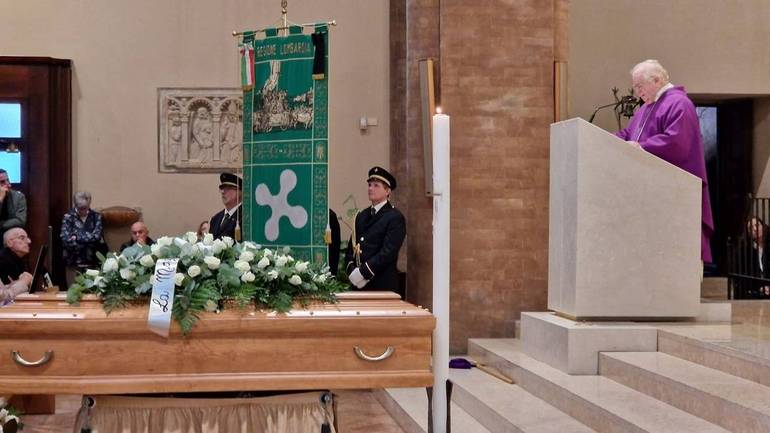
left=242, top=26, right=329, bottom=264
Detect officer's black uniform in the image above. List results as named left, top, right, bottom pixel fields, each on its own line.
left=210, top=172, right=243, bottom=240
left=344, top=167, right=406, bottom=291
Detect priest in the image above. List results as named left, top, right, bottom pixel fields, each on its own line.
left=616, top=59, right=714, bottom=263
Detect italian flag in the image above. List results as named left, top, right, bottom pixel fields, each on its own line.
left=240, top=42, right=255, bottom=91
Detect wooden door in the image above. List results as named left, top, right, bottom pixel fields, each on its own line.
left=0, top=57, right=72, bottom=286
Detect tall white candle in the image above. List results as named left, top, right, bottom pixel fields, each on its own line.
left=431, top=110, right=450, bottom=433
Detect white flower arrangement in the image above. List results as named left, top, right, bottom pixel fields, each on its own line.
left=0, top=398, right=20, bottom=433
left=67, top=234, right=345, bottom=334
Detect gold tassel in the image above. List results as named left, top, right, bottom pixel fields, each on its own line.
left=324, top=223, right=332, bottom=244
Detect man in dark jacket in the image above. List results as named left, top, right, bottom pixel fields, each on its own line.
left=210, top=172, right=242, bottom=240
left=0, top=227, right=33, bottom=289
left=0, top=169, right=27, bottom=236
left=344, top=166, right=406, bottom=291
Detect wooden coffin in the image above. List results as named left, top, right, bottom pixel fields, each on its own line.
left=0, top=291, right=434, bottom=395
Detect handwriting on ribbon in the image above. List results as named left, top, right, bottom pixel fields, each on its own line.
left=152, top=291, right=171, bottom=312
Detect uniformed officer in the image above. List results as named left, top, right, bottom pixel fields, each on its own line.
left=210, top=172, right=242, bottom=240
left=344, top=166, right=406, bottom=291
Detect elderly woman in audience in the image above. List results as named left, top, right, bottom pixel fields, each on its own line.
left=60, top=191, right=105, bottom=286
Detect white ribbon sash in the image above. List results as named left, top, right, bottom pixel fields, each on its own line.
left=147, top=258, right=179, bottom=338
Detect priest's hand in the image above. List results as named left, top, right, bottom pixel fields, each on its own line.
left=348, top=268, right=369, bottom=289
left=626, top=140, right=642, bottom=149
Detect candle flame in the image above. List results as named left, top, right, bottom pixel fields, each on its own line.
left=436, top=107, right=442, bottom=114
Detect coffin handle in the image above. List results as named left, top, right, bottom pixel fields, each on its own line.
left=12, top=350, right=53, bottom=367
left=353, top=346, right=395, bottom=362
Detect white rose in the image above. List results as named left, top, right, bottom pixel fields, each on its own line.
left=188, top=265, right=201, bottom=278
left=314, top=273, right=327, bottom=283
left=234, top=260, right=251, bottom=273
left=203, top=256, right=221, bottom=270
left=287, top=255, right=295, bottom=263
left=239, top=251, right=255, bottom=262
left=256, top=256, right=270, bottom=269
left=174, top=237, right=188, bottom=248
left=241, top=271, right=256, bottom=283
left=275, top=256, right=288, bottom=267
left=222, top=236, right=234, bottom=247
left=102, top=258, right=119, bottom=273
left=93, top=275, right=105, bottom=287
left=203, top=233, right=214, bottom=245
left=85, top=269, right=100, bottom=277
left=262, top=248, right=273, bottom=257
left=186, top=231, right=199, bottom=244
left=157, top=236, right=173, bottom=247
left=174, top=272, right=185, bottom=286
left=294, top=261, right=308, bottom=273
left=288, top=274, right=302, bottom=286
left=119, top=268, right=136, bottom=280
left=150, top=243, right=162, bottom=256
left=212, top=239, right=227, bottom=254
left=267, top=270, right=279, bottom=281
left=243, top=241, right=258, bottom=250
left=139, top=254, right=155, bottom=267
left=0, top=408, right=8, bottom=422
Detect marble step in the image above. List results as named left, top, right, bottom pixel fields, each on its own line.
left=468, top=338, right=729, bottom=433
left=600, top=351, right=770, bottom=433
left=657, top=324, right=770, bottom=387
left=374, top=387, right=492, bottom=433
left=450, top=367, right=597, bottom=433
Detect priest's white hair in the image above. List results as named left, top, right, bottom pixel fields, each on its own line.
left=631, top=59, right=670, bottom=83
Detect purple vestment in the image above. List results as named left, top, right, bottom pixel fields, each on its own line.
left=616, top=86, right=714, bottom=262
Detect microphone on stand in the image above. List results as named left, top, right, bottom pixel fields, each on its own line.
left=588, top=101, right=621, bottom=124
left=588, top=92, right=642, bottom=128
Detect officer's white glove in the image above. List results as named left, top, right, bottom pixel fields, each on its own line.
left=348, top=267, right=369, bottom=289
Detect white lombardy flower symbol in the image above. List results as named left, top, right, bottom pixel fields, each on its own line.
left=254, top=169, right=309, bottom=241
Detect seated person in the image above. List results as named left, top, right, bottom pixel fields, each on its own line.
left=0, top=227, right=32, bottom=298
left=0, top=169, right=27, bottom=236
left=119, top=221, right=155, bottom=252
left=61, top=191, right=105, bottom=286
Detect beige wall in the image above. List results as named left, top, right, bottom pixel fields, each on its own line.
left=0, top=0, right=389, bottom=240
left=569, top=0, right=770, bottom=132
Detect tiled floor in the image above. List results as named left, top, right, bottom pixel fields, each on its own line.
left=21, top=390, right=406, bottom=433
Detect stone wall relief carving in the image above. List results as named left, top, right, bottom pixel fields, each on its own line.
left=158, top=88, right=243, bottom=173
